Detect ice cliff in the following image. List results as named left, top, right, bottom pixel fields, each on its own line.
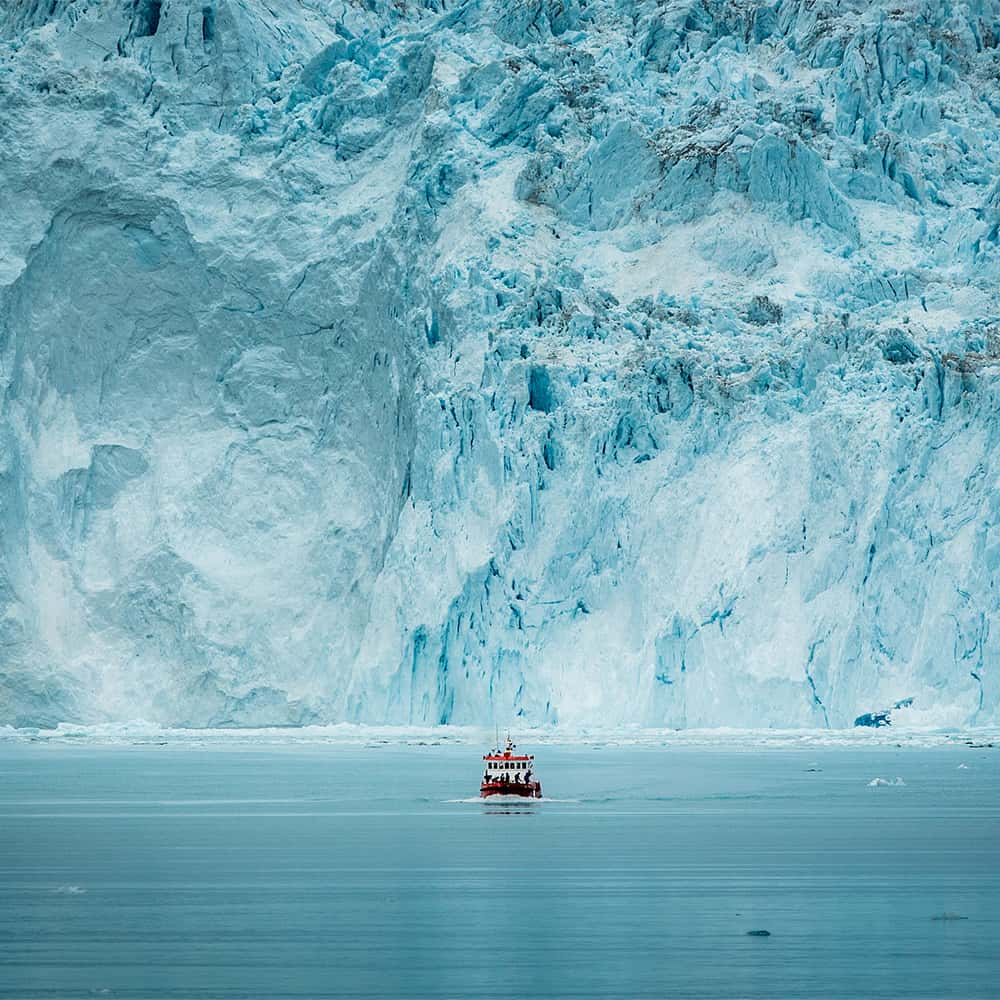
left=1, top=0, right=998, bottom=729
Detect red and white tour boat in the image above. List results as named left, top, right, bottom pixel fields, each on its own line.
left=481, top=735, right=542, bottom=798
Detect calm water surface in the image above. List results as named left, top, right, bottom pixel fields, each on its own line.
left=1, top=743, right=997, bottom=999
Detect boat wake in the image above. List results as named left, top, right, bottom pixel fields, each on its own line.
left=445, top=796, right=579, bottom=804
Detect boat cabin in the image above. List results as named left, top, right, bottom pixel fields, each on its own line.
left=482, top=737, right=534, bottom=784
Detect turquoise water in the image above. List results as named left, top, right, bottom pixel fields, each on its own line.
left=1, top=743, right=997, bottom=999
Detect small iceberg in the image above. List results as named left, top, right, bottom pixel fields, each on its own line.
left=868, top=776, right=906, bottom=787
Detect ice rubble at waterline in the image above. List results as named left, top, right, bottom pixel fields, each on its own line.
left=0, top=0, right=998, bottom=730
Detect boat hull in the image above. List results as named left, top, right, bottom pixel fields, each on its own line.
left=480, top=782, right=542, bottom=799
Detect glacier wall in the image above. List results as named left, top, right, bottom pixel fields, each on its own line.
left=1, top=0, right=998, bottom=728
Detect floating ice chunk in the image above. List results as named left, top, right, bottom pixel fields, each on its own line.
left=868, top=777, right=906, bottom=787
left=53, top=885, right=86, bottom=894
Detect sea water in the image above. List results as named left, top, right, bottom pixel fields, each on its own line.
left=1, top=742, right=997, bottom=999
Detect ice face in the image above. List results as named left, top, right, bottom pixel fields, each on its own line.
left=0, top=0, right=998, bottom=729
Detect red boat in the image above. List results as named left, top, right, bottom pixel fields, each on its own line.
left=481, top=735, right=542, bottom=798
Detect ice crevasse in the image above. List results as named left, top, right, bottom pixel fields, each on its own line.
left=0, top=0, right=998, bottom=729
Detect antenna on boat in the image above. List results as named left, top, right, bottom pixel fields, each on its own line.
left=495, top=722, right=499, bottom=753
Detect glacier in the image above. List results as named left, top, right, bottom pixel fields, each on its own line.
left=0, top=0, right=998, bottom=730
